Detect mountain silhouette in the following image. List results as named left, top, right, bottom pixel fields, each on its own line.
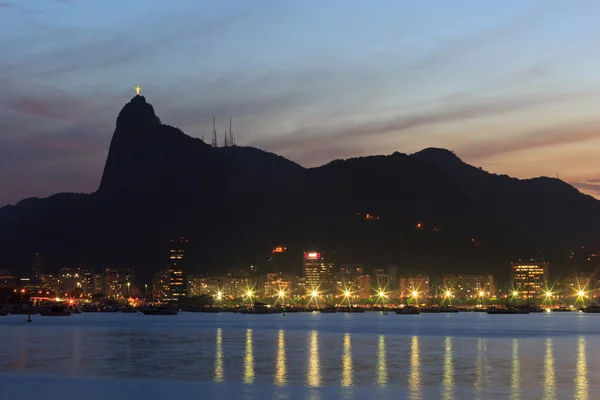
left=0, top=96, right=597, bottom=285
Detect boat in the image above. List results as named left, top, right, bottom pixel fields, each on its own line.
left=486, top=307, right=529, bottom=315
left=319, top=306, right=337, bottom=313
left=552, top=306, right=573, bottom=312
left=439, top=306, right=459, bottom=313
left=419, top=307, right=440, bottom=313
left=395, top=306, right=421, bottom=315
left=82, top=305, right=100, bottom=312
left=140, top=306, right=178, bottom=315
left=336, top=306, right=365, bottom=313
left=40, top=305, right=72, bottom=317
left=515, top=304, right=544, bottom=313
left=582, top=305, right=600, bottom=313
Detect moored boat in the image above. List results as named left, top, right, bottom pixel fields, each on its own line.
left=40, top=305, right=72, bottom=317
left=439, top=306, right=459, bottom=313
left=486, top=307, right=529, bottom=315
left=140, top=306, right=178, bottom=315
left=395, top=306, right=420, bottom=315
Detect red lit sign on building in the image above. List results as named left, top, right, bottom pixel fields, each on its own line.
left=304, top=252, right=321, bottom=259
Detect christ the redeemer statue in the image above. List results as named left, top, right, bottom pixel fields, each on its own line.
left=134, top=85, right=141, bottom=95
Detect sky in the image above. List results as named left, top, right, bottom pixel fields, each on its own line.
left=3, top=0, right=600, bottom=205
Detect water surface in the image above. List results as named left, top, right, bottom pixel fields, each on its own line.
left=1, top=312, right=599, bottom=399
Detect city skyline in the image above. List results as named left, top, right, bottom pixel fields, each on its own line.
left=4, top=1, right=600, bottom=205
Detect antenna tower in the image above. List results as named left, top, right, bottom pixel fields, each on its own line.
left=230, top=118, right=234, bottom=146
left=211, top=118, right=217, bottom=147
left=224, top=130, right=228, bottom=147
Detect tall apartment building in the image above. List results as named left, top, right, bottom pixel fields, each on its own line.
left=303, top=252, right=335, bottom=295
left=511, top=261, right=549, bottom=298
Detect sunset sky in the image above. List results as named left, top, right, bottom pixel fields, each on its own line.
left=2, top=0, right=600, bottom=205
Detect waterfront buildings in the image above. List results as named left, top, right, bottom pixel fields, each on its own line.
left=399, top=275, right=430, bottom=302
left=166, top=238, right=187, bottom=302
left=152, top=270, right=170, bottom=302
left=373, top=268, right=391, bottom=291
left=355, top=274, right=371, bottom=299
left=443, top=274, right=496, bottom=300
left=511, top=261, right=549, bottom=298
left=104, top=268, right=132, bottom=298
left=303, top=252, right=335, bottom=295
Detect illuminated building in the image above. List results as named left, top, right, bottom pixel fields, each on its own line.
left=399, top=275, right=430, bottom=300
left=152, top=271, right=170, bottom=302
left=33, top=253, right=45, bottom=278
left=218, top=275, right=249, bottom=298
left=92, top=274, right=103, bottom=295
left=356, top=274, right=371, bottom=299
left=187, top=276, right=210, bottom=297
left=264, top=272, right=291, bottom=298
left=562, top=274, right=592, bottom=299
left=443, top=274, right=495, bottom=300
left=511, top=261, right=548, bottom=298
left=373, top=268, right=390, bottom=291
left=386, top=265, right=398, bottom=291
left=303, top=252, right=335, bottom=294
left=104, top=268, right=132, bottom=298
left=336, top=264, right=363, bottom=289
left=166, top=237, right=187, bottom=302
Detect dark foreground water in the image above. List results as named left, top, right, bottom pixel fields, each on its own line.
left=0, top=311, right=599, bottom=399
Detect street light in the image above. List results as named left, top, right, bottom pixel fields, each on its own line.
left=311, top=290, right=318, bottom=298
left=216, top=291, right=223, bottom=301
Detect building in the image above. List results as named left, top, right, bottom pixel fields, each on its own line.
left=511, top=261, right=549, bottom=298
left=386, top=265, right=399, bottom=291
left=303, top=252, right=335, bottom=295
left=356, top=274, right=372, bottom=299
left=104, top=268, right=132, bottom=299
left=152, top=271, right=170, bottom=303
left=399, top=275, right=430, bottom=302
left=187, top=276, right=209, bottom=297
left=166, top=238, right=188, bottom=302
left=92, top=274, right=104, bottom=295
left=373, top=268, right=391, bottom=291
left=562, top=274, right=593, bottom=301
left=33, top=253, right=44, bottom=278
left=443, top=274, right=496, bottom=301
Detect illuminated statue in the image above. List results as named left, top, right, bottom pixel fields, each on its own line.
left=134, top=85, right=141, bottom=95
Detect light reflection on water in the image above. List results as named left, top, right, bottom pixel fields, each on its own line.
left=575, top=336, right=588, bottom=400
left=409, top=336, right=421, bottom=400
left=243, top=328, right=254, bottom=384
left=308, top=330, right=320, bottom=387
left=511, top=338, right=520, bottom=400
left=474, top=338, right=487, bottom=399
left=377, top=335, right=387, bottom=386
left=443, top=337, right=454, bottom=400
left=213, top=328, right=223, bottom=382
left=341, top=333, right=352, bottom=387
left=0, top=313, right=599, bottom=398
left=543, top=338, right=555, bottom=400
left=275, top=329, right=286, bottom=386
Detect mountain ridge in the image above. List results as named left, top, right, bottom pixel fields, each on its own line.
left=1, top=96, right=598, bottom=284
